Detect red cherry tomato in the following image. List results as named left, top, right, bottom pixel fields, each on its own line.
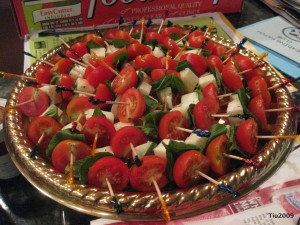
left=188, top=30, right=204, bottom=37
left=205, top=134, right=229, bottom=175
left=130, top=155, right=168, bottom=192
left=145, top=31, right=164, bottom=43
left=27, top=116, right=62, bottom=156
left=83, top=33, right=105, bottom=47
left=193, top=98, right=217, bottom=131
left=117, top=87, right=146, bottom=123
left=161, top=26, right=184, bottom=37
left=221, top=61, right=244, bottom=91
left=248, top=94, right=268, bottom=129
left=248, top=76, right=271, bottom=108
left=103, top=47, right=127, bottom=66
left=35, top=65, right=52, bottom=84
left=112, top=65, right=138, bottom=95
left=202, top=83, right=220, bottom=113
left=158, top=111, right=190, bottom=140
left=127, top=43, right=151, bottom=60
left=180, top=53, right=208, bottom=77
left=188, top=34, right=206, bottom=48
left=162, top=37, right=180, bottom=58
left=103, top=29, right=119, bottom=40
left=66, top=96, right=96, bottom=121
left=50, top=58, right=74, bottom=74
left=85, top=65, right=115, bottom=88
left=114, top=30, right=132, bottom=42
left=151, top=69, right=181, bottom=81
left=131, top=24, right=150, bottom=35
left=236, top=118, right=258, bottom=154
left=134, top=54, right=164, bottom=70
left=160, top=56, right=178, bottom=70
left=70, top=42, right=88, bottom=58
left=18, top=87, right=49, bottom=117
left=82, top=116, right=116, bottom=147
left=212, top=44, right=226, bottom=57
left=59, top=74, right=75, bottom=100
left=110, top=126, right=147, bottom=159
left=173, top=150, right=210, bottom=188
left=207, top=55, right=223, bottom=72
left=95, top=83, right=114, bottom=109
left=83, top=58, right=101, bottom=80
left=234, top=55, right=258, bottom=81
left=88, top=156, right=129, bottom=191
left=52, top=140, right=91, bottom=173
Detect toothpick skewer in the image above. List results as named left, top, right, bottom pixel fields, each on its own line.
left=139, top=17, right=145, bottom=44
left=23, top=51, right=55, bottom=67
left=28, top=131, right=45, bottom=159
left=129, top=19, right=137, bottom=35
left=173, top=43, right=187, bottom=60
left=0, top=99, right=35, bottom=112
left=67, top=151, right=75, bottom=185
left=106, top=178, right=124, bottom=214
left=0, top=71, right=36, bottom=81
left=152, top=177, right=171, bottom=223
left=223, top=153, right=265, bottom=167
left=157, top=10, right=168, bottom=34
left=195, top=170, right=239, bottom=197
left=56, top=51, right=88, bottom=68
left=129, top=143, right=142, bottom=166
left=92, top=133, right=99, bottom=155
left=175, top=127, right=211, bottom=137
left=97, top=58, right=122, bottom=78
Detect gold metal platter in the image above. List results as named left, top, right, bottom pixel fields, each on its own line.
left=3, top=33, right=298, bottom=221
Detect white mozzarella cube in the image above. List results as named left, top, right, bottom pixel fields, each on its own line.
left=138, top=81, right=152, bottom=95
left=180, top=92, right=199, bottom=107
left=102, top=111, right=114, bottom=123
left=39, top=85, right=62, bottom=105
left=69, top=64, right=86, bottom=80
left=198, top=73, right=217, bottom=89
left=170, top=105, right=189, bottom=118
left=184, top=49, right=200, bottom=55
left=106, top=45, right=119, bottom=55
left=82, top=53, right=91, bottom=63
left=90, top=47, right=106, bottom=58
left=180, top=68, right=199, bottom=93
left=133, top=141, right=155, bottom=159
left=94, top=146, right=114, bottom=155
left=84, top=108, right=94, bottom=120
left=157, top=87, right=173, bottom=109
left=41, top=104, right=63, bottom=118
left=153, top=139, right=171, bottom=159
left=75, top=78, right=95, bottom=94
left=114, top=122, right=134, bottom=131
left=151, top=46, right=165, bottom=58
left=226, top=98, right=244, bottom=126
left=230, top=94, right=239, bottom=101
left=185, top=133, right=208, bottom=150
left=111, top=95, right=121, bottom=118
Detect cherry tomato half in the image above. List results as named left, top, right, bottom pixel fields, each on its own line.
left=82, top=116, right=116, bottom=147
left=66, top=96, right=95, bottom=121
left=83, top=33, right=105, bottom=47
left=127, top=43, right=151, bottom=60
left=18, top=87, right=49, bottom=117
left=50, top=58, right=74, bottom=74
left=236, top=118, right=258, bottom=154
left=248, top=76, right=271, bottom=108
left=35, top=65, right=52, bottom=84
left=52, top=139, right=91, bottom=173
left=248, top=94, right=268, bottom=129
left=59, top=74, right=75, bottom=100
left=234, top=54, right=258, bottom=81
left=27, top=116, right=62, bottom=156
left=130, top=155, right=168, bottom=192
left=134, top=54, right=164, bottom=70
left=95, top=83, right=114, bottom=109
left=193, top=98, right=217, bottom=131
left=151, top=69, right=180, bottom=81
left=110, top=126, right=147, bottom=159
left=158, top=111, right=190, bottom=140
left=112, top=65, right=138, bottom=95
left=221, top=61, right=244, bottom=91
left=117, top=87, right=146, bottom=123
left=173, top=150, right=210, bottom=188
left=180, top=53, right=207, bottom=77
left=207, top=55, right=223, bottom=73
left=88, top=156, right=129, bottom=191
left=205, top=134, right=229, bottom=175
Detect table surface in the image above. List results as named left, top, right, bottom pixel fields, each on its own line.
left=0, top=0, right=298, bottom=225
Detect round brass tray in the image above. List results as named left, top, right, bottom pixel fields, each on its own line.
left=4, top=33, right=298, bottom=221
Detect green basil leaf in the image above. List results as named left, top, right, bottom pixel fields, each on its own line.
left=112, top=38, right=130, bottom=48
left=137, top=110, right=167, bottom=136
left=215, top=68, right=227, bottom=94
left=43, top=105, right=59, bottom=121
left=131, top=31, right=145, bottom=41
left=227, top=126, right=249, bottom=157
left=158, top=44, right=169, bottom=55
left=200, top=49, right=212, bottom=57
left=194, top=87, right=204, bottom=100
left=165, top=149, right=174, bottom=183
left=50, top=72, right=61, bottom=84
left=46, top=129, right=85, bottom=158
left=175, top=60, right=194, bottom=72
left=143, top=38, right=158, bottom=50
left=204, top=123, right=227, bottom=151
left=86, top=40, right=103, bottom=49
left=187, top=104, right=196, bottom=130
left=152, top=74, right=184, bottom=94
left=164, top=140, right=200, bottom=158
left=93, top=106, right=106, bottom=118
left=113, top=51, right=128, bottom=70
left=143, top=95, right=161, bottom=114
left=169, top=33, right=183, bottom=41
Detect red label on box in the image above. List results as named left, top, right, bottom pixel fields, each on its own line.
left=11, top=0, right=243, bottom=38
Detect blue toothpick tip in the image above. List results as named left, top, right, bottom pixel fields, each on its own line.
left=218, top=183, right=239, bottom=197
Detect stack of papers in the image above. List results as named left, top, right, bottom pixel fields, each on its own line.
left=239, top=16, right=300, bottom=79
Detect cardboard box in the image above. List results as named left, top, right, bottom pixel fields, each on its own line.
left=11, top=0, right=243, bottom=38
